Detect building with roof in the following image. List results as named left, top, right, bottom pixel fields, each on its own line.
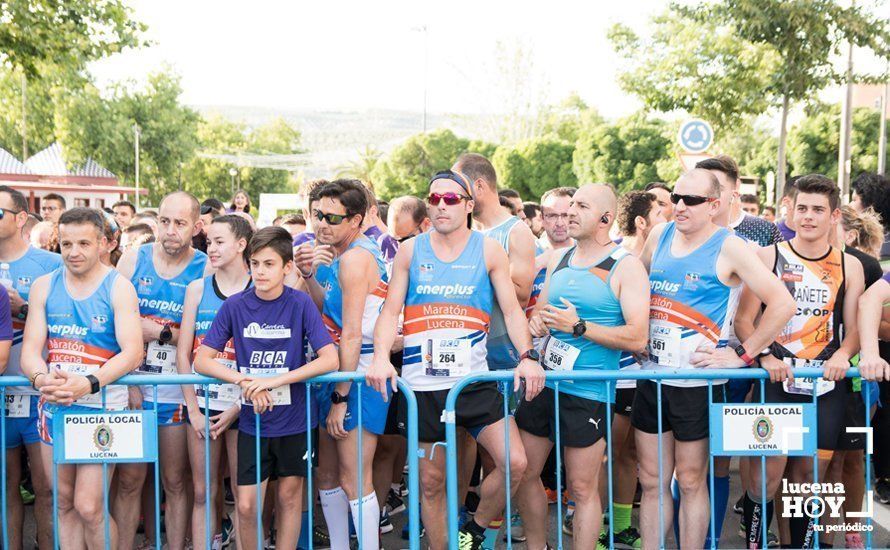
left=0, top=143, right=144, bottom=213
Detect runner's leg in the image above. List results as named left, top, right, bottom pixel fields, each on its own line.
left=514, top=430, right=554, bottom=550
left=635, top=430, right=675, bottom=550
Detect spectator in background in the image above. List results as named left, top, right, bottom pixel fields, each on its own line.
left=377, top=200, right=389, bottom=226
left=761, top=206, right=776, bottom=223
left=279, top=214, right=306, bottom=238
left=29, top=220, right=56, bottom=251
left=500, top=195, right=523, bottom=218
left=293, top=179, right=329, bottom=247
left=132, top=211, right=159, bottom=236
left=387, top=195, right=430, bottom=242
left=119, top=223, right=155, bottom=252
left=739, top=194, right=759, bottom=216
left=22, top=213, right=40, bottom=244
left=200, top=198, right=225, bottom=229
left=360, top=182, right=398, bottom=263
left=537, top=186, right=575, bottom=250
left=498, top=188, right=523, bottom=213
left=40, top=193, right=65, bottom=224
left=776, top=176, right=801, bottom=241
left=523, top=202, right=543, bottom=237
left=644, top=182, right=673, bottom=222
left=112, top=200, right=137, bottom=229
left=227, top=189, right=252, bottom=217
left=232, top=210, right=256, bottom=231
left=850, top=172, right=890, bottom=263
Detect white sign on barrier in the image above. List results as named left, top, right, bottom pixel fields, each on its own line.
left=56, top=411, right=155, bottom=463
left=710, top=403, right=815, bottom=456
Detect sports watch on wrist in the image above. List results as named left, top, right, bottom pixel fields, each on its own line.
left=86, top=374, right=101, bottom=395
left=572, top=318, right=587, bottom=338
left=17, top=304, right=28, bottom=320
left=735, top=344, right=755, bottom=366
left=330, top=391, right=348, bottom=404
left=520, top=349, right=540, bottom=363
left=158, top=324, right=173, bottom=345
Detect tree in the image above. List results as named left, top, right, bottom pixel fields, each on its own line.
left=573, top=114, right=673, bottom=192
left=370, top=129, right=469, bottom=199
left=336, top=145, right=382, bottom=183
left=681, top=0, right=890, bottom=192
left=181, top=115, right=247, bottom=203
left=788, top=104, right=889, bottom=178
left=493, top=138, right=577, bottom=200
left=54, top=70, right=200, bottom=205
left=0, top=0, right=146, bottom=77
left=609, top=10, right=777, bottom=133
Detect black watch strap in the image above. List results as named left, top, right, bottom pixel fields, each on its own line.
left=572, top=319, right=587, bottom=338
left=86, top=374, right=101, bottom=395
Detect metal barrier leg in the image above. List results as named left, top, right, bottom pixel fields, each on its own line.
left=708, top=381, right=715, bottom=549
left=760, top=378, right=768, bottom=549
left=204, top=387, right=212, bottom=550
left=357, top=382, right=363, bottom=550
left=396, top=380, right=420, bottom=550
left=306, top=384, right=314, bottom=550
left=255, top=409, right=262, bottom=550
left=605, top=380, right=614, bottom=550
left=153, top=387, right=162, bottom=550
left=656, top=380, right=664, bottom=550
left=502, top=381, right=512, bottom=550
left=554, top=382, right=563, bottom=550
left=864, top=383, right=873, bottom=549
left=1, top=386, right=7, bottom=550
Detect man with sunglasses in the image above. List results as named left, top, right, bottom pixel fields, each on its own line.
left=114, top=191, right=211, bottom=550
left=296, top=179, right=390, bottom=550
left=367, top=170, right=545, bottom=550
left=0, top=186, right=60, bottom=549
left=632, top=169, right=794, bottom=550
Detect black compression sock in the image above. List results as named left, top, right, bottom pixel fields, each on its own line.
left=462, top=519, right=486, bottom=538
left=743, top=492, right=774, bottom=548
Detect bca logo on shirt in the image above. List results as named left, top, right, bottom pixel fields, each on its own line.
left=91, top=314, right=108, bottom=333
left=249, top=351, right=287, bottom=366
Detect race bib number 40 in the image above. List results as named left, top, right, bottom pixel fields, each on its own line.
left=140, top=341, right=177, bottom=375
left=542, top=336, right=580, bottom=372
left=425, top=339, right=471, bottom=377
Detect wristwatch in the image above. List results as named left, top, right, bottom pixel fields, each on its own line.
left=735, top=344, right=755, bottom=366
left=520, top=349, right=540, bottom=363
left=330, top=391, right=348, bottom=404
left=17, top=304, right=28, bottom=320
left=86, top=374, right=101, bottom=395
left=572, top=318, right=587, bottom=338
left=158, top=324, right=173, bottom=345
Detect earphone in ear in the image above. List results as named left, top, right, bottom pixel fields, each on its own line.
left=601, top=214, right=609, bottom=224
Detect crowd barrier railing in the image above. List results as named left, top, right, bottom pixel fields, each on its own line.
left=0, top=372, right=421, bottom=550
left=444, top=368, right=876, bottom=550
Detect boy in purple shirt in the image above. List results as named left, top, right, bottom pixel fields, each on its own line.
left=195, top=226, right=337, bottom=550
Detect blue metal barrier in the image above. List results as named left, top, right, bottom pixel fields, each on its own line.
left=0, top=372, right=421, bottom=550
left=444, top=368, right=874, bottom=550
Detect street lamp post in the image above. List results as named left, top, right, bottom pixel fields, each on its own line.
left=229, top=167, right=237, bottom=198
left=134, top=123, right=141, bottom=209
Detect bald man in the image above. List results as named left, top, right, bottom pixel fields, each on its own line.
left=114, top=191, right=212, bottom=550
left=515, top=184, right=651, bottom=550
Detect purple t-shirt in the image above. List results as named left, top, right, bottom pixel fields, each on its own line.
left=363, top=226, right=398, bottom=264
left=0, top=287, right=12, bottom=341
left=292, top=231, right=316, bottom=248
left=202, top=286, right=332, bottom=436
left=777, top=219, right=796, bottom=241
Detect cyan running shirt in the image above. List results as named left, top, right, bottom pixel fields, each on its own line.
left=402, top=231, right=493, bottom=392
left=131, top=244, right=208, bottom=403
left=482, top=216, right=522, bottom=370
left=5, top=247, right=61, bottom=396
left=193, top=274, right=250, bottom=411
left=320, top=236, right=388, bottom=369
left=541, top=247, right=627, bottom=403
left=45, top=268, right=126, bottom=409
left=646, top=222, right=740, bottom=387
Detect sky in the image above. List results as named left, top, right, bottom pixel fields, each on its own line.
left=88, top=0, right=674, bottom=117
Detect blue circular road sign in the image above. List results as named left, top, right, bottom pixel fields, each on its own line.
left=678, top=119, right=714, bottom=153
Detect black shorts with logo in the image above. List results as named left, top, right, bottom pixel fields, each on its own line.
left=837, top=386, right=872, bottom=451
left=402, top=381, right=504, bottom=443
left=753, top=378, right=848, bottom=451
left=237, top=430, right=318, bottom=485
left=615, top=387, right=636, bottom=417
left=515, top=386, right=610, bottom=448
left=631, top=380, right=727, bottom=442
left=384, top=352, right=403, bottom=436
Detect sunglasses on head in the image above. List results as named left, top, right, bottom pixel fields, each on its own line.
left=428, top=170, right=474, bottom=199
left=0, top=208, right=22, bottom=220
left=670, top=193, right=715, bottom=206
left=427, top=192, right=470, bottom=207
left=313, top=210, right=350, bottom=225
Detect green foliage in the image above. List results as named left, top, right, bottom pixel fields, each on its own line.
left=0, top=0, right=146, bottom=77
left=573, top=114, right=673, bottom=192
left=336, top=145, right=382, bottom=183
left=466, top=140, right=498, bottom=160
left=370, top=129, right=470, bottom=200
left=788, top=105, right=889, bottom=177
left=493, top=138, right=576, bottom=200
left=608, top=11, right=777, bottom=132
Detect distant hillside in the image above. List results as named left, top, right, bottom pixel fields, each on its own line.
left=194, top=105, right=487, bottom=179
